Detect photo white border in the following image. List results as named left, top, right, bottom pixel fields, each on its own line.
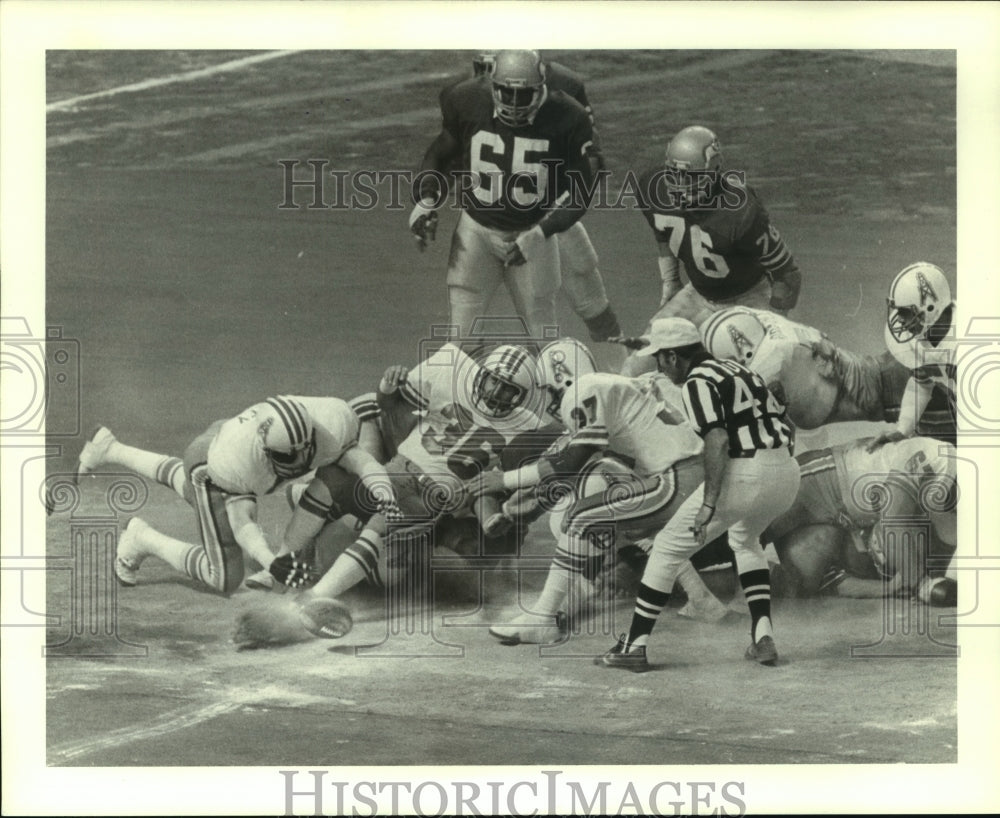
left=3, top=1, right=999, bottom=814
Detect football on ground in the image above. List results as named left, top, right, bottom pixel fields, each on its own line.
left=297, top=596, right=354, bottom=639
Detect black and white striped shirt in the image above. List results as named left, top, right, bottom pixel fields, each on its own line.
left=681, top=351, right=792, bottom=456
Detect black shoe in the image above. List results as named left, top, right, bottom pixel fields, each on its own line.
left=596, top=635, right=650, bottom=673
left=745, top=634, right=778, bottom=666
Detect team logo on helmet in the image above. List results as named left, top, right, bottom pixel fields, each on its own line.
left=538, top=338, right=597, bottom=423
left=727, top=324, right=756, bottom=362
left=916, top=270, right=937, bottom=306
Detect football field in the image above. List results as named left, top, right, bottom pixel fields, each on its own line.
left=17, top=33, right=999, bottom=813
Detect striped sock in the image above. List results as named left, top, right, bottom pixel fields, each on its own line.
left=626, top=582, right=671, bottom=648
left=739, top=568, right=773, bottom=641
left=154, top=457, right=187, bottom=499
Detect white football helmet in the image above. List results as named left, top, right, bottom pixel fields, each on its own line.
left=700, top=307, right=767, bottom=365
left=537, top=338, right=597, bottom=424
left=259, top=396, right=316, bottom=479
left=491, top=50, right=547, bottom=127
left=886, top=262, right=953, bottom=343
left=473, top=344, right=538, bottom=418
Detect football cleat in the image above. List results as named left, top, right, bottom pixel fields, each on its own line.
left=473, top=344, right=538, bottom=419
left=886, top=262, right=953, bottom=343
left=744, top=634, right=778, bottom=666
left=596, top=635, right=651, bottom=673
left=75, top=425, right=117, bottom=483
left=489, top=611, right=567, bottom=645
left=491, top=50, right=547, bottom=127
left=536, top=338, right=597, bottom=424
left=114, top=517, right=148, bottom=587
left=700, top=307, right=768, bottom=367
left=662, top=125, right=723, bottom=208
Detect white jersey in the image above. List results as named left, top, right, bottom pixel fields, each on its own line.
left=558, top=372, right=703, bottom=477
left=207, top=396, right=360, bottom=497
left=397, top=343, right=543, bottom=480
left=736, top=308, right=866, bottom=429
left=832, top=436, right=957, bottom=525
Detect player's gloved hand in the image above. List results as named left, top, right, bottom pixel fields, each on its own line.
left=607, top=335, right=650, bottom=352
left=818, top=567, right=848, bottom=594
left=375, top=497, right=405, bottom=525
left=379, top=364, right=409, bottom=395
left=865, top=430, right=907, bottom=453
left=408, top=198, right=439, bottom=251
left=269, top=551, right=321, bottom=589
left=506, top=224, right=546, bottom=267
left=465, top=469, right=507, bottom=500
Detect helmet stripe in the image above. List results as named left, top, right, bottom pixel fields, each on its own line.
left=267, top=396, right=307, bottom=447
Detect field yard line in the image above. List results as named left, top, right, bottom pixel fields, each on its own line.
left=46, top=51, right=298, bottom=112
left=48, top=699, right=240, bottom=764
left=171, top=51, right=779, bottom=165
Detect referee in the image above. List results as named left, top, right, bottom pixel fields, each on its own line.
left=598, top=317, right=801, bottom=671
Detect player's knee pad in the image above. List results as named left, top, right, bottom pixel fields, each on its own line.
left=774, top=523, right=848, bottom=596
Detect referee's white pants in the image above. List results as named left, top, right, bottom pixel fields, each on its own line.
left=641, top=448, right=801, bottom=594
left=446, top=211, right=561, bottom=340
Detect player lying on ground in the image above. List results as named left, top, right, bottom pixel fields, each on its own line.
left=409, top=50, right=597, bottom=340
left=596, top=318, right=800, bottom=672
left=237, top=342, right=562, bottom=644
left=697, top=304, right=954, bottom=438
left=763, top=435, right=957, bottom=606
left=76, top=396, right=400, bottom=594
left=466, top=337, right=732, bottom=646
left=621, top=125, right=802, bottom=377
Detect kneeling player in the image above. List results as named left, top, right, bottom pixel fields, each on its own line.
left=75, top=395, right=400, bottom=595
left=466, top=337, right=723, bottom=645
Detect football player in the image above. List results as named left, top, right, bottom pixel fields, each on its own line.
left=461, top=51, right=623, bottom=365
left=869, top=262, right=957, bottom=449
left=699, top=305, right=955, bottom=439
left=265, top=342, right=561, bottom=617
left=763, top=435, right=957, bottom=606
left=620, top=125, right=802, bottom=376
left=409, top=50, right=597, bottom=341
left=75, top=396, right=401, bottom=595
left=466, top=337, right=728, bottom=645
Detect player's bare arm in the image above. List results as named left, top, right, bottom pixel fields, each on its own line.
left=224, top=494, right=276, bottom=570
left=409, top=128, right=460, bottom=250
left=657, top=240, right=683, bottom=306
